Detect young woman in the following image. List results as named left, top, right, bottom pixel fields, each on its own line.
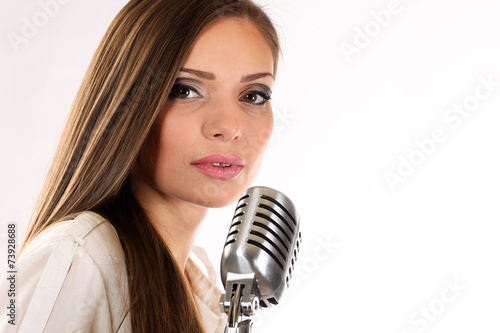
left=1, top=0, right=280, bottom=332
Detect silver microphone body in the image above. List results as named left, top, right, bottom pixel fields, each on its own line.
left=220, top=186, right=301, bottom=331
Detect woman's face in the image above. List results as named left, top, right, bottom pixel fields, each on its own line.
left=136, top=17, right=275, bottom=208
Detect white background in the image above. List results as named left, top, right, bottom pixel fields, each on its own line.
left=1, top=0, right=500, bottom=332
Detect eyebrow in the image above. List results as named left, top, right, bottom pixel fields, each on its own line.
left=179, top=68, right=215, bottom=80
left=241, top=72, right=275, bottom=83
left=179, top=67, right=274, bottom=82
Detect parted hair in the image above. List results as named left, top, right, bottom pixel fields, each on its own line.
left=21, top=0, right=280, bottom=332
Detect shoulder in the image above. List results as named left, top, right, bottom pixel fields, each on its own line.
left=19, top=210, right=129, bottom=298
left=20, top=211, right=122, bottom=262
left=18, top=211, right=127, bottom=287
left=7, top=212, right=131, bottom=332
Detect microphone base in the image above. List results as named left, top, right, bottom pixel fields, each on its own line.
left=222, top=273, right=259, bottom=333
left=225, top=319, right=252, bottom=333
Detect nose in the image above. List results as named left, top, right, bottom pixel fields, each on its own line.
left=202, top=100, right=241, bottom=141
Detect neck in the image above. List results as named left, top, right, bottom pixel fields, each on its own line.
left=152, top=198, right=208, bottom=272
left=132, top=181, right=208, bottom=272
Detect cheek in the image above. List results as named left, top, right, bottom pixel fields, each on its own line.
left=159, top=112, right=199, bottom=158
left=240, top=112, right=274, bottom=185
left=139, top=112, right=191, bottom=180
left=247, top=112, right=274, bottom=154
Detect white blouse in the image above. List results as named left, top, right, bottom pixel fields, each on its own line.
left=0, top=211, right=227, bottom=332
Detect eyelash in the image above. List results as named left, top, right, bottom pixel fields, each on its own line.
left=169, top=84, right=201, bottom=99
left=169, top=84, right=272, bottom=105
left=242, top=90, right=272, bottom=105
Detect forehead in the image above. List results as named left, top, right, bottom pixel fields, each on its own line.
left=182, top=17, right=274, bottom=77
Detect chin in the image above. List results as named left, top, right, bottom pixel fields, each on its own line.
left=195, top=191, right=243, bottom=208
left=188, top=181, right=250, bottom=209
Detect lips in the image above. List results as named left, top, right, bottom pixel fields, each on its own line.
left=191, top=154, right=244, bottom=180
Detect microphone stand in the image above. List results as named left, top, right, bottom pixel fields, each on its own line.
left=220, top=273, right=260, bottom=333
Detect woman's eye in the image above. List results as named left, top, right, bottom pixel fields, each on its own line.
left=169, top=84, right=200, bottom=99
left=241, top=91, right=271, bottom=105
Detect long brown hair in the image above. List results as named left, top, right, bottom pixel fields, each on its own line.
left=21, top=0, right=280, bottom=332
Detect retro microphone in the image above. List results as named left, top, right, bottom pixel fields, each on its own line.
left=220, top=187, right=301, bottom=333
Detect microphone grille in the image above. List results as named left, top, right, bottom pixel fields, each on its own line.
left=222, top=187, right=301, bottom=307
